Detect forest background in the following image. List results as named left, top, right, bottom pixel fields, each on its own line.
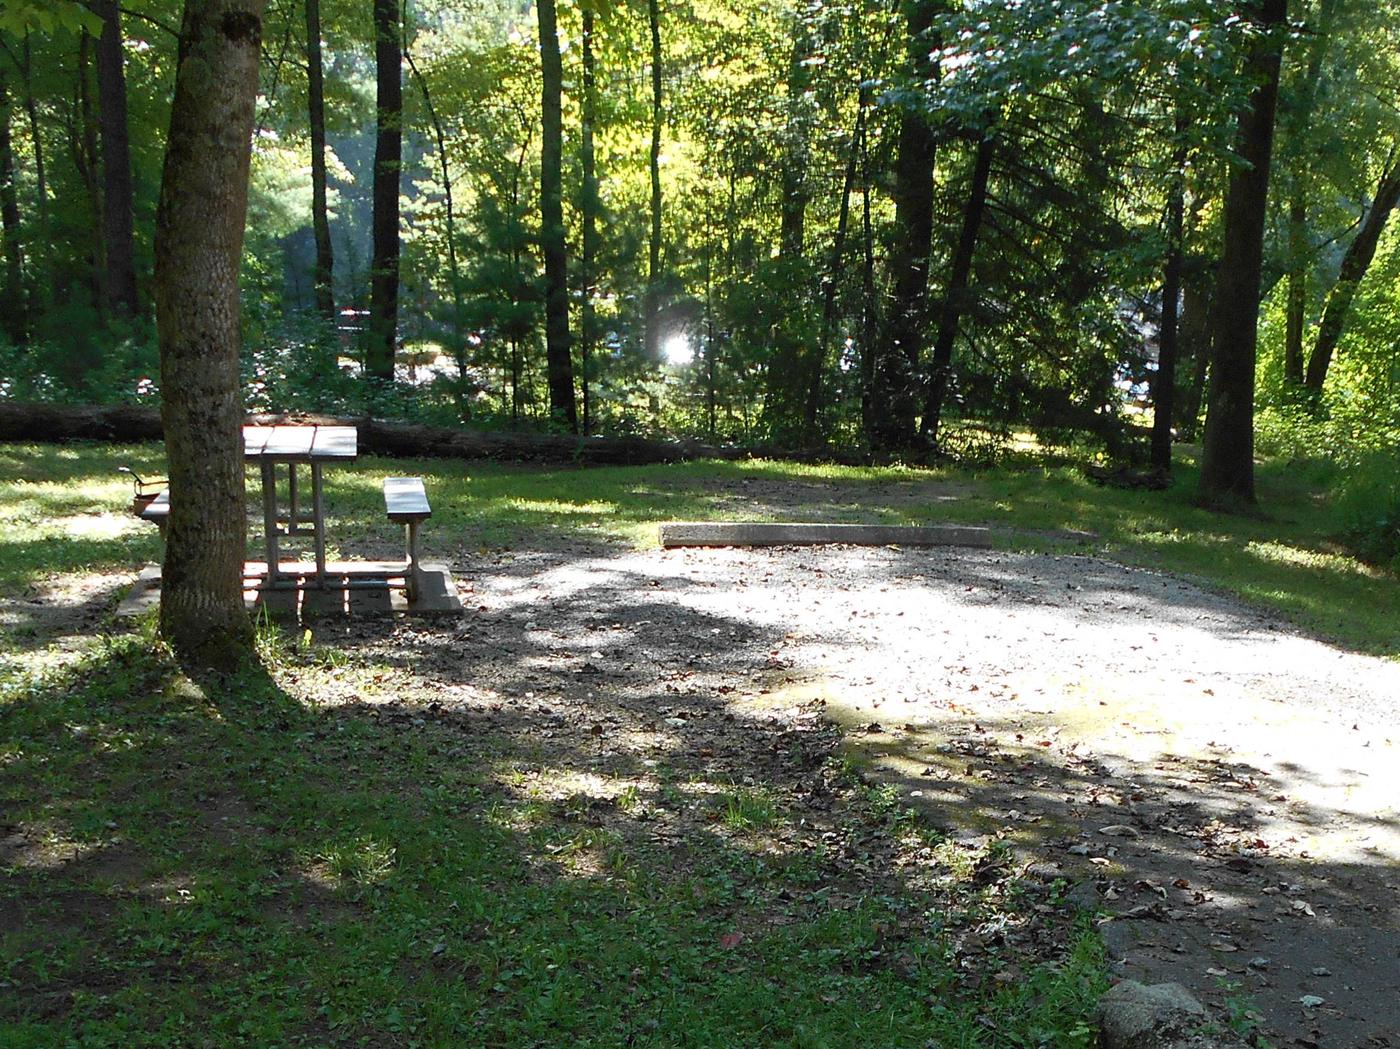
left=1, top=0, right=1398, bottom=565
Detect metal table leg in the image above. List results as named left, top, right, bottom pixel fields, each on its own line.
left=261, top=459, right=280, bottom=586
left=312, top=462, right=327, bottom=587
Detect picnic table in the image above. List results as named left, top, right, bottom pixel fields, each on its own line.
left=243, top=424, right=357, bottom=588
left=128, top=423, right=445, bottom=608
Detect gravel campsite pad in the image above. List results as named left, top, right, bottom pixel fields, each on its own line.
left=445, top=541, right=1400, bottom=1047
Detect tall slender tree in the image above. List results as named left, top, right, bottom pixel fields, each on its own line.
left=21, top=33, right=47, bottom=237
left=94, top=0, right=138, bottom=316
left=1199, top=0, right=1288, bottom=508
left=537, top=0, right=576, bottom=430
left=405, top=25, right=466, bottom=400
left=155, top=0, right=267, bottom=666
left=868, top=0, right=940, bottom=452
left=75, top=29, right=106, bottom=311
left=1151, top=111, right=1189, bottom=471
left=643, top=0, right=663, bottom=359
left=1280, top=0, right=1338, bottom=388
left=807, top=87, right=868, bottom=441
left=921, top=132, right=994, bottom=449
left=367, top=0, right=401, bottom=381
left=305, top=0, right=335, bottom=323
left=1303, top=159, right=1400, bottom=395
left=0, top=70, right=25, bottom=343
left=1283, top=196, right=1307, bottom=385
left=579, top=0, right=600, bottom=433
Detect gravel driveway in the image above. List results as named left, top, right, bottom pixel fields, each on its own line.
left=463, top=541, right=1400, bottom=1047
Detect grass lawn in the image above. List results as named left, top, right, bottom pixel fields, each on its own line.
left=2, top=441, right=1394, bottom=654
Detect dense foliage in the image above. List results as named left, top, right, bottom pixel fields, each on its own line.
left=1, top=1, right=1398, bottom=481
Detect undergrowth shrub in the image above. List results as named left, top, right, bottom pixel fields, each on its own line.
left=1331, top=450, right=1400, bottom=571
left=1256, top=395, right=1400, bottom=469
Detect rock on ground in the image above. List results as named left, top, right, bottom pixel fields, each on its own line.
left=1098, top=981, right=1246, bottom=1049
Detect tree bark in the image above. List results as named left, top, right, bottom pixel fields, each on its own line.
left=580, top=2, right=599, bottom=433
left=1177, top=277, right=1212, bottom=438
left=921, top=133, right=994, bottom=449
left=1150, top=124, right=1188, bottom=471
left=1283, top=195, right=1306, bottom=386
left=154, top=0, right=268, bottom=668
left=868, top=0, right=940, bottom=452
left=305, top=0, right=335, bottom=324
left=94, top=0, right=139, bottom=317
left=22, top=34, right=48, bottom=237
left=806, top=88, right=867, bottom=442
left=77, top=30, right=107, bottom=313
left=779, top=26, right=812, bottom=261
left=858, top=102, right=877, bottom=434
left=1303, top=162, right=1400, bottom=394
left=1199, top=0, right=1287, bottom=509
left=367, top=0, right=401, bottom=381
left=537, top=0, right=577, bottom=432
left=0, top=71, right=26, bottom=344
left=643, top=0, right=663, bottom=359
left=1279, top=0, right=1335, bottom=389
left=404, top=25, right=465, bottom=406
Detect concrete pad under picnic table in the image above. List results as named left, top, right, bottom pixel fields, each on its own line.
left=116, top=562, right=463, bottom=618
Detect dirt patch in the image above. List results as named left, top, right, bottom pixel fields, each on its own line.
left=0, top=570, right=138, bottom=655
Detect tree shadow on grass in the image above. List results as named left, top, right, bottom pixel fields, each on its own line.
left=1, top=612, right=1100, bottom=1048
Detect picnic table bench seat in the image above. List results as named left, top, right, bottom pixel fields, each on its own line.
left=383, top=477, right=431, bottom=599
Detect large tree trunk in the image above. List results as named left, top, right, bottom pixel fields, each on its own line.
left=367, top=0, right=401, bottom=381
left=95, top=0, right=139, bottom=317
left=643, top=0, right=663, bottom=360
left=537, top=0, right=577, bottom=432
left=0, top=71, right=26, bottom=344
left=305, top=0, right=335, bottom=324
left=868, top=0, right=939, bottom=452
left=921, top=133, right=994, bottom=449
left=1198, top=0, right=1287, bottom=509
left=580, top=2, right=599, bottom=434
left=155, top=0, right=267, bottom=668
left=1303, top=162, right=1400, bottom=395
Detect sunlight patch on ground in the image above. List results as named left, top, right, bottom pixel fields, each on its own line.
left=53, top=513, right=142, bottom=540
left=1244, top=538, right=1374, bottom=575
left=505, top=497, right=617, bottom=516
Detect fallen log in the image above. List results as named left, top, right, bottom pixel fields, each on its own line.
left=0, top=401, right=756, bottom=466
left=0, top=402, right=165, bottom=443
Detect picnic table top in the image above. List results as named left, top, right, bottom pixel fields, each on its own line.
left=242, top=424, right=358, bottom=462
